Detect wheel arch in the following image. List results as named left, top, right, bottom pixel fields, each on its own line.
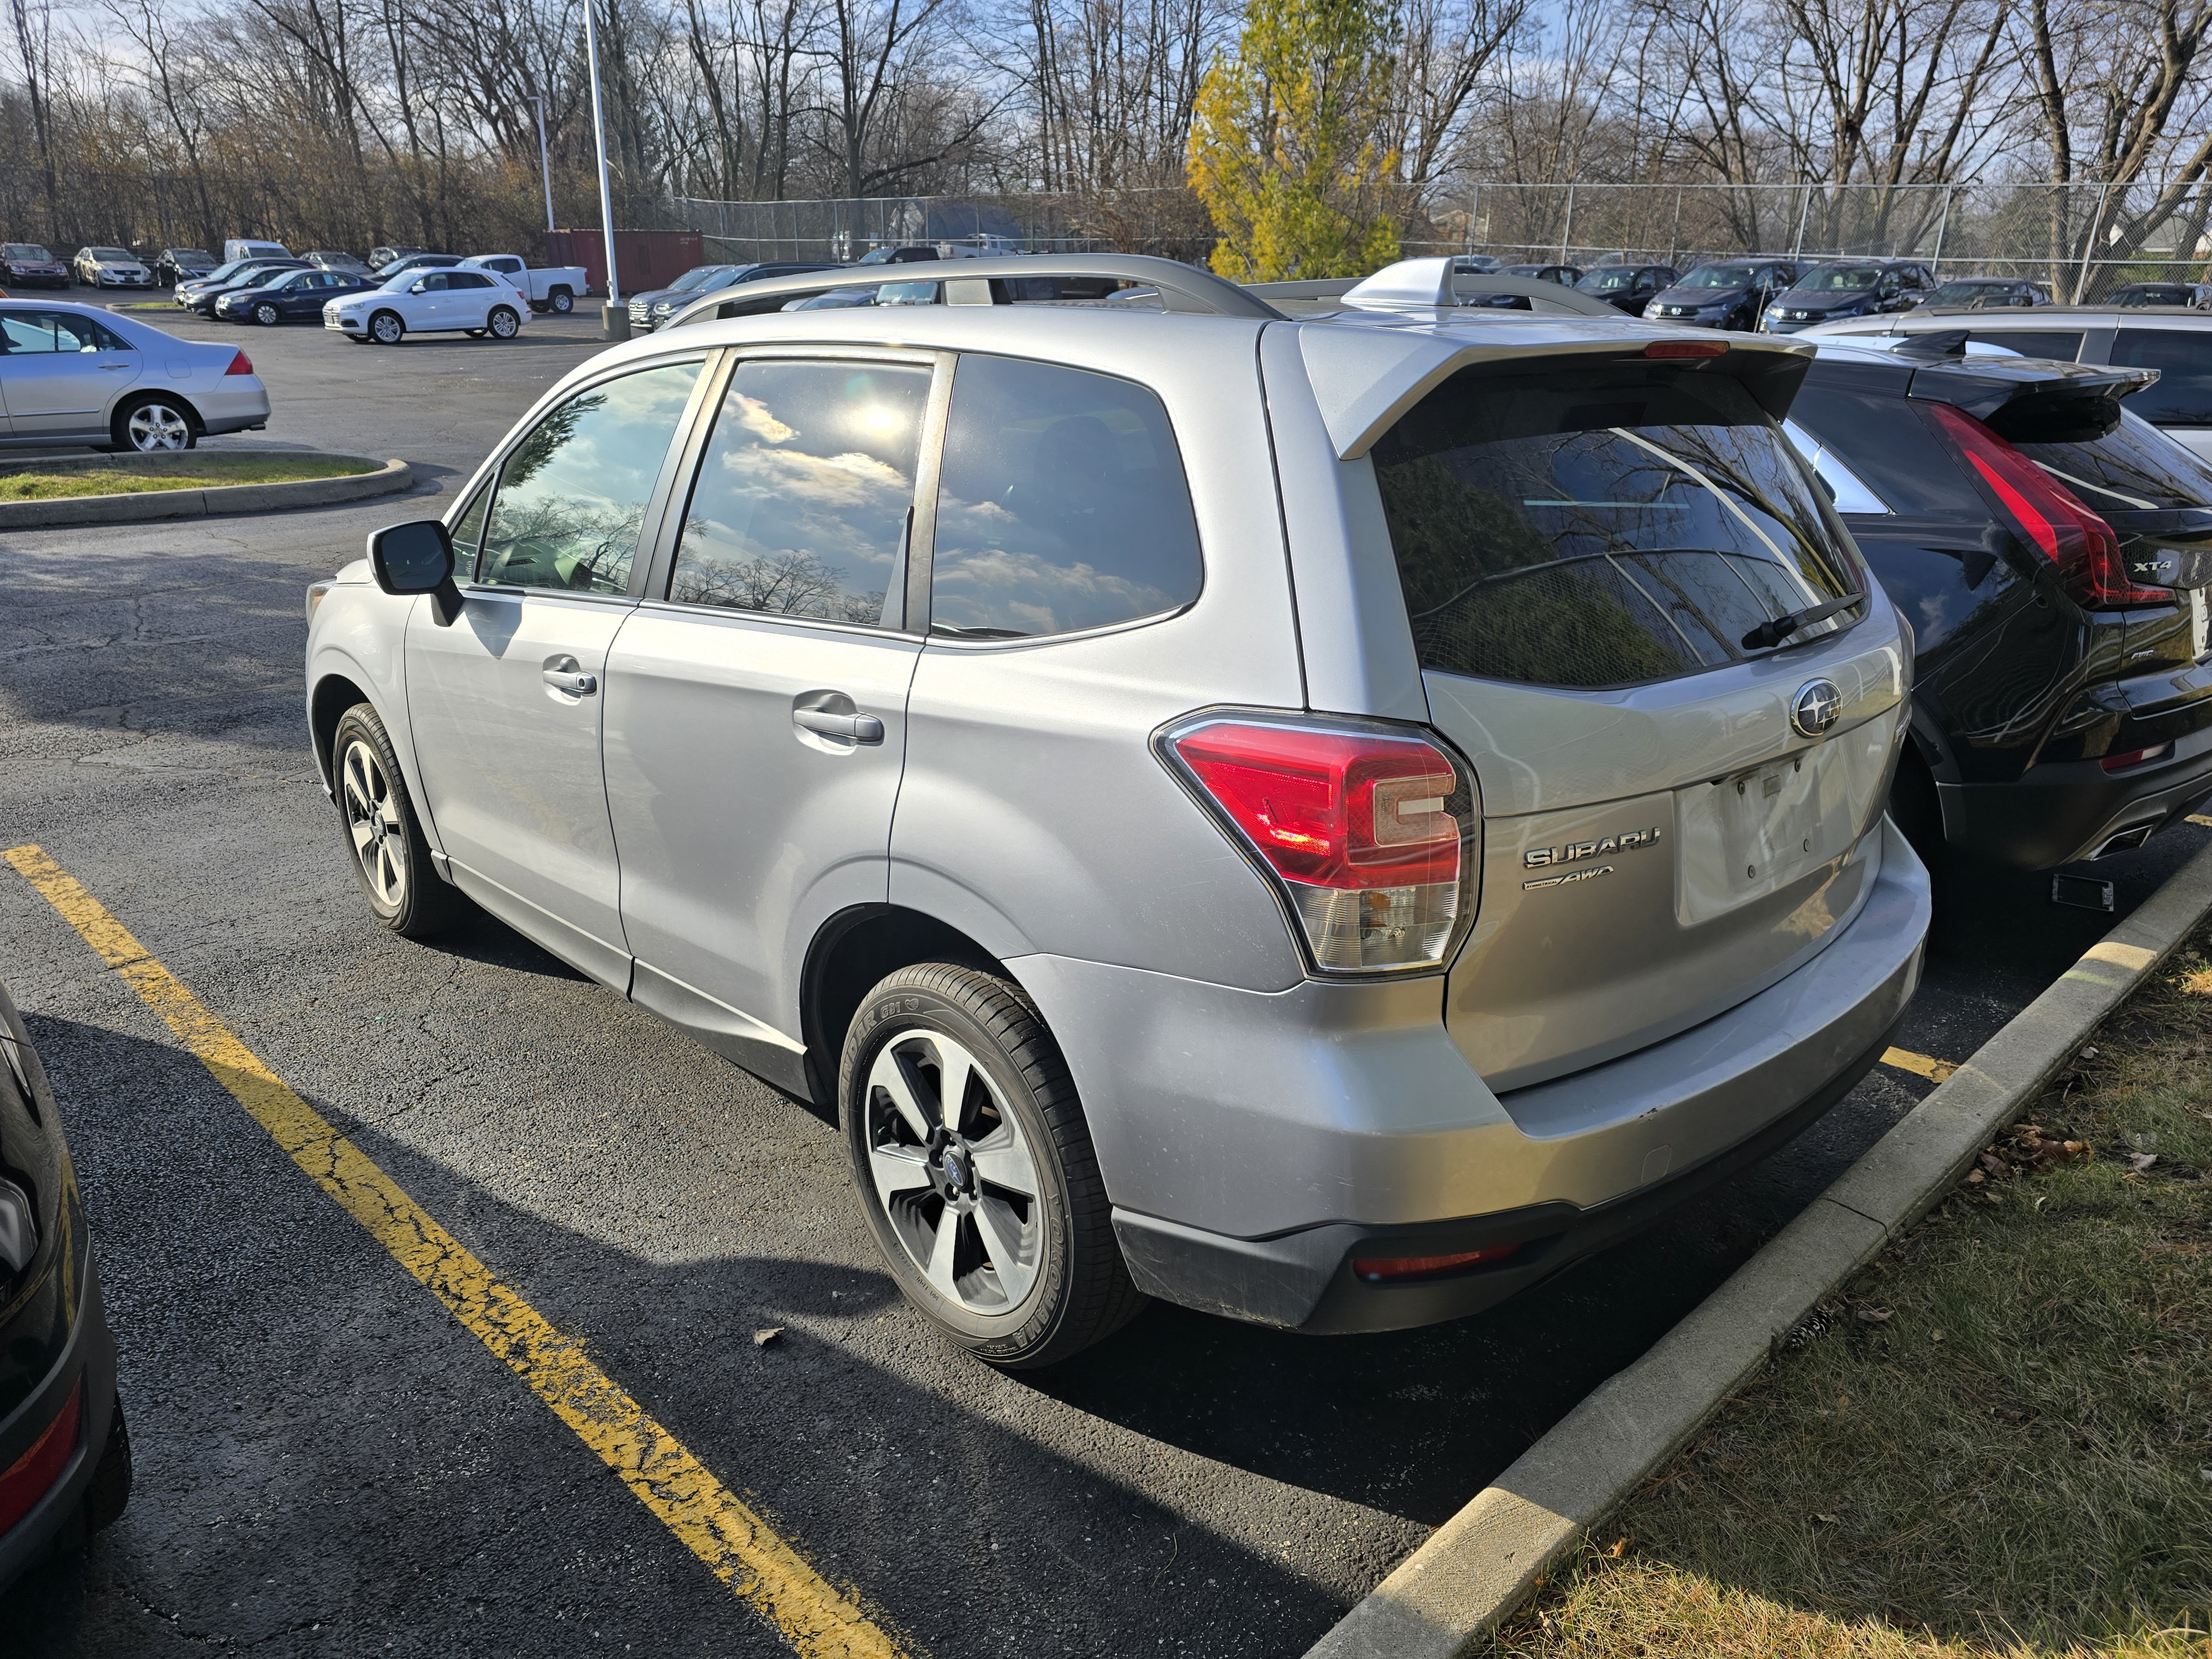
left=309, top=670, right=371, bottom=790
left=800, top=905, right=1014, bottom=1111
left=109, top=388, right=204, bottom=443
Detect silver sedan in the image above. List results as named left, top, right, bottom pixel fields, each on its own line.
left=0, top=299, right=270, bottom=452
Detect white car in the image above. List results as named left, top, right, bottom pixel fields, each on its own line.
left=459, top=254, right=588, bottom=315
left=72, top=247, right=152, bottom=288
left=0, top=299, right=268, bottom=450
left=323, top=269, right=528, bottom=345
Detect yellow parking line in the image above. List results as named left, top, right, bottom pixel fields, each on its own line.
left=3, top=844, right=904, bottom=1659
left=1879, top=1046, right=1957, bottom=1084
left=2188, top=814, right=2212, bottom=830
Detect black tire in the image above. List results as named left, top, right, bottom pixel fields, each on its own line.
left=839, top=963, right=1144, bottom=1369
left=253, top=301, right=280, bottom=326
left=80, top=1395, right=131, bottom=1534
left=1889, top=743, right=1945, bottom=864
left=549, top=287, right=574, bottom=314
left=330, top=703, right=462, bottom=939
left=112, top=395, right=196, bottom=452
left=487, top=305, right=519, bottom=340
left=369, top=309, right=404, bottom=345
left=464, top=328, right=485, bottom=338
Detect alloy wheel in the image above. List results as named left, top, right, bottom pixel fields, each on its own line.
left=489, top=308, right=518, bottom=338
left=254, top=302, right=279, bottom=326
left=126, top=402, right=191, bottom=451
left=341, top=738, right=407, bottom=909
left=862, top=1030, right=1041, bottom=1313
left=371, top=312, right=403, bottom=345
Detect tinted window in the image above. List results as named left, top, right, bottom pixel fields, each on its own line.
left=449, top=479, right=491, bottom=575
left=416, top=273, right=450, bottom=292
left=1971, top=328, right=2084, bottom=362
left=2113, top=329, right=2212, bottom=424
left=479, top=361, right=702, bottom=593
left=451, top=272, right=493, bottom=290
left=930, top=354, right=1203, bottom=638
left=2017, top=410, right=2212, bottom=511
left=1790, top=382, right=1974, bottom=516
left=669, top=359, right=929, bottom=626
left=1373, top=363, right=1860, bottom=691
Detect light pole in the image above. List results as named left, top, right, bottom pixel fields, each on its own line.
left=582, top=0, right=625, bottom=337
left=523, top=95, right=555, bottom=236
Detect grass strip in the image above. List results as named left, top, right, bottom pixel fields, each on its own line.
left=1494, top=925, right=2212, bottom=1658
left=0, top=453, right=375, bottom=499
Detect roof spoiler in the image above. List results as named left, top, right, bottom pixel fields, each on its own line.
left=1907, top=357, right=2160, bottom=443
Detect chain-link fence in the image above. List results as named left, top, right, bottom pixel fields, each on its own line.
left=657, top=179, right=2212, bottom=302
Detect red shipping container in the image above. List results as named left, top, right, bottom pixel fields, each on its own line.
left=543, top=228, right=704, bottom=298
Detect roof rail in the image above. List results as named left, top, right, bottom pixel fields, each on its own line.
left=665, top=252, right=1286, bottom=328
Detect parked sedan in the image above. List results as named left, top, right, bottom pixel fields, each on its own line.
left=628, top=262, right=838, bottom=332
left=1923, top=276, right=2051, bottom=309
left=1572, top=263, right=1680, bottom=315
left=0, top=300, right=269, bottom=450
left=71, top=246, right=152, bottom=289
left=0, top=243, right=69, bottom=289
left=373, top=252, right=461, bottom=280
left=0, top=978, right=130, bottom=1593
left=215, top=266, right=374, bottom=325
left=369, top=244, right=427, bottom=269
left=1788, top=336, right=2212, bottom=867
left=1500, top=263, right=1582, bottom=285
left=304, top=250, right=371, bottom=275
left=1644, top=259, right=1799, bottom=330
left=324, top=268, right=526, bottom=343
left=1762, top=260, right=1935, bottom=332
left=182, top=259, right=308, bottom=316
left=2111, top=280, right=2212, bottom=309
left=152, top=247, right=216, bottom=286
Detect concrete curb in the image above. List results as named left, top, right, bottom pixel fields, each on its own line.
left=0, top=457, right=411, bottom=529
left=1305, top=837, right=2212, bottom=1659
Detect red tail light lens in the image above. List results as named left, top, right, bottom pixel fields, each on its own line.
left=225, top=350, right=254, bottom=377
left=1162, top=717, right=1475, bottom=973
left=1921, top=400, right=2167, bottom=607
left=1353, top=1242, right=1521, bottom=1282
left=2100, top=742, right=2171, bottom=773
left=1644, top=339, right=1727, bottom=358
left=0, top=1378, right=79, bottom=1535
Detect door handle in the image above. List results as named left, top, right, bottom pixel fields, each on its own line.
left=793, top=707, right=884, bottom=743
left=542, top=667, right=597, bottom=695
left=99, top=362, right=131, bottom=371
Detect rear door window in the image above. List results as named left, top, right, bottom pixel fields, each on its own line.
left=1970, top=328, right=2084, bottom=361
left=2112, top=328, right=2212, bottom=424
left=928, top=354, right=1202, bottom=638
left=2016, top=410, right=2212, bottom=511
left=1371, top=361, right=1860, bottom=690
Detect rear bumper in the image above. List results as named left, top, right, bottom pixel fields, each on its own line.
left=0, top=1249, right=118, bottom=1591
left=194, top=384, right=274, bottom=435
left=1939, top=724, right=2212, bottom=867
left=1029, top=820, right=1928, bottom=1333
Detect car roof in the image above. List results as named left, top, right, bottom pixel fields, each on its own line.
left=1812, top=303, right=2212, bottom=332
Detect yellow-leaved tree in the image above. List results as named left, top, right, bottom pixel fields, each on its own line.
left=1186, top=0, right=1403, bottom=282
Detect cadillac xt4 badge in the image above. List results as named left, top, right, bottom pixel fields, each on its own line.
left=1791, top=678, right=1843, bottom=739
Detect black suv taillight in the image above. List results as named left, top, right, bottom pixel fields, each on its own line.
left=1921, top=400, right=2169, bottom=607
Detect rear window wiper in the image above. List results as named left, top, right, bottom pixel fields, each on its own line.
left=1741, top=594, right=1862, bottom=652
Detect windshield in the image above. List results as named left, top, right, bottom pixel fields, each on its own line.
left=170, top=249, right=210, bottom=260
left=2, top=244, right=50, bottom=261
left=1794, top=266, right=1882, bottom=294
left=1929, top=281, right=2009, bottom=303
left=667, top=265, right=728, bottom=292
left=1679, top=264, right=1758, bottom=289
left=1577, top=269, right=1641, bottom=293
left=1373, top=361, right=1860, bottom=690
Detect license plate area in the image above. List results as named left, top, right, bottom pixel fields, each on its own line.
left=1675, top=742, right=1866, bottom=925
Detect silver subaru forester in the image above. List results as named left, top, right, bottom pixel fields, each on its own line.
left=304, top=255, right=1931, bottom=1368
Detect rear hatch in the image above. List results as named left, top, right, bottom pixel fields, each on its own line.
left=1366, top=348, right=1909, bottom=1091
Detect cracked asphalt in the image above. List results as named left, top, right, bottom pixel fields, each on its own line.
left=0, top=307, right=2205, bottom=1657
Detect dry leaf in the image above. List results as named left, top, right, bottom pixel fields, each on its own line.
left=2079, top=1045, right=2100, bottom=1060
left=753, top=1327, right=784, bottom=1347
left=2128, top=1151, right=2159, bottom=1173
left=1930, top=1329, right=1945, bottom=1343
left=1603, top=1537, right=1627, bottom=1558
left=1856, top=1307, right=1892, bottom=1324
left=1813, top=1512, right=1841, bottom=1525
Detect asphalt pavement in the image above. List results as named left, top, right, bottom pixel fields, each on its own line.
left=0, top=304, right=2204, bottom=1657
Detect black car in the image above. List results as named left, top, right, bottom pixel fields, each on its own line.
left=213, top=265, right=373, bottom=325
left=2112, top=281, right=2212, bottom=310
left=1764, top=259, right=1935, bottom=332
left=854, top=244, right=943, bottom=265
left=1645, top=259, right=1800, bottom=330
left=0, top=243, right=69, bottom=289
left=152, top=247, right=216, bottom=286
left=184, top=259, right=309, bottom=316
left=1500, top=263, right=1582, bottom=286
left=368, top=245, right=428, bottom=269
left=0, top=979, right=129, bottom=1590
left=1923, top=276, right=2052, bottom=309
left=1572, top=263, right=1681, bottom=316
left=1788, top=334, right=2212, bottom=867
left=630, top=260, right=839, bottom=331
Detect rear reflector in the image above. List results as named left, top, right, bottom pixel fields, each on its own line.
left=225, top=351, right=254, bottom=377
left=1353, top=1243, right=1522, bottom=1282
left=1644, top=340, right=1728, bottom=358
left=1163, top=717, right=1473, bottom=974
left=2100, top=742, right=2172, bottom=773
left=1922, top=400, right=2167, bottom=607
left=0, top=1377, right=79, bottom=1535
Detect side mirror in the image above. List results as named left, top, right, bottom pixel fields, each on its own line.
left=368, top=520, right=462, bottom=625
left=410, top=278, right=429, bottom=293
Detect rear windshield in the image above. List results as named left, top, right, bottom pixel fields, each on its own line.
left=2112, top=328, right=2212, bottom=424
left=1371, top=361, right=1860, bottom=691
left=2017, top=410, right=2212, bottom=511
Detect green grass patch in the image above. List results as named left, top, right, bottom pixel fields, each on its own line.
left=1496, top=929, right=2212, bottom=1658
left=0, top=453, right=375, bottom=499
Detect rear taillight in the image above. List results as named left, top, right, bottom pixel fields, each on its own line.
left=1921, top=400, right=2168, bottom=607
left=0, top=1377, right=79, bottom=1534
left=1160, top=714, right=1477, bottom=974
left=225, top=350, right=254, bottom=377
left=2100, top=742, right=2172, bottom=773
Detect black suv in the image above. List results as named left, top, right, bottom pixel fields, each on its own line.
left=1788, top=335, right=2212, bottom=867
left=1764, top=260, right=1935, bottom=332
left=1645, top=260, right=1799, bottom=331
left=1572, top=263, right=1680, bottom=316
